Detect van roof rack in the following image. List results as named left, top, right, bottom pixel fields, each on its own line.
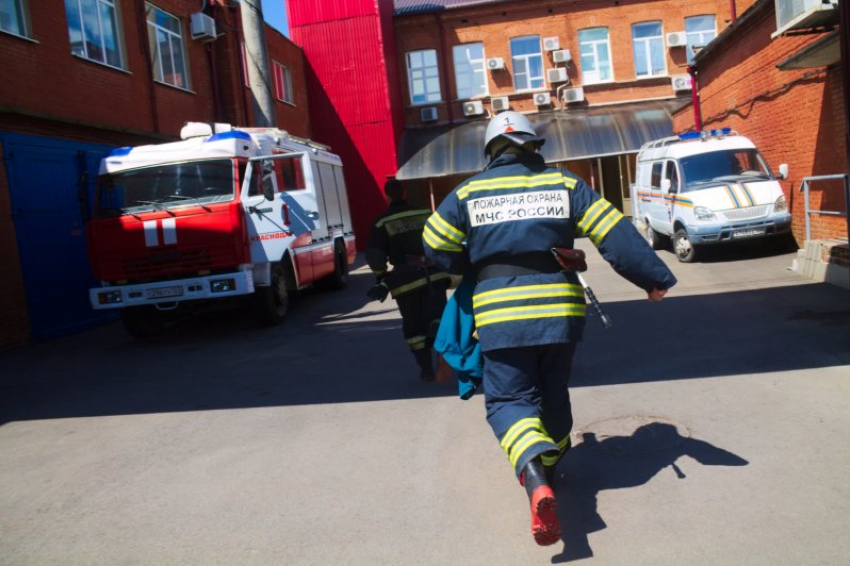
left=639, top=128, right=739, bottom=152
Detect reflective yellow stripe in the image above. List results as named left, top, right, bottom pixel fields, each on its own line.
left=589, top=209, right=624, bottom=245
left=429, top=212, right=465, bottom=243
left=500, top=417, right=541, bottom=450
left=391, top=272, right=450, bottom=296
left=458, top=172, right=565, bottom=199
left=563, top=177, right=578, bottom=189
left=407, top=336, right=427, bottom=350
left=473, top=286, right=584, bottom=309
left=510, top=432, right=553, bottom=468
left=476, top=303, right=586, bottom=326
left=375, top=209, right=431, bottom=229
left=371, top=268, right=388, bottom=278
left=423, top=226, right=463, bottom=252
left=473, top=283, right=581, bottom=304
left=577, top=199, right=611, bottom=234
left=737, top=183, right=755, bottom=206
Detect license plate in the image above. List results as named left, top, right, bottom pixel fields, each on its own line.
left=146, top=286, right=183, bottom=299
left=732, top=228, right=765, bottom=239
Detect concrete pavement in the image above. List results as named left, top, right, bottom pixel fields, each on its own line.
left=1, top=239, right=848, bottom=565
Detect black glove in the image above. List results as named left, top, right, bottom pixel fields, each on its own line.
left=367, top=281, right=390, bottom=302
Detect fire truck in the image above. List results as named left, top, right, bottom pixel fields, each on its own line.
left=86, top=122, right=356, bottom=338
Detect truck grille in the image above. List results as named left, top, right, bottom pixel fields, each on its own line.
left=121, top=249, right=213, bottom=279
left=722, top=205, right=770, bottom=221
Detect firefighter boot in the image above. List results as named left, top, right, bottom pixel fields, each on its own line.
left=413, top=348, right=435, bottom=382
left=520, top=457, right=561, bottom=546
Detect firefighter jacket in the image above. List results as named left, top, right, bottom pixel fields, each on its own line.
left=423, top=151, right=677, bottom=351
left=366, top=200, right=450, bottom=298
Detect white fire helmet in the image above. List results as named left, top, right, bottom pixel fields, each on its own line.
left=483, top=111, right=545, bottom=156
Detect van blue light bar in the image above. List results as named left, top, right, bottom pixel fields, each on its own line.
left=678, top=127, right=732, bottom=141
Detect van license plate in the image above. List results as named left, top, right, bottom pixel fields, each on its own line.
left=146, top=286, right=183, bottom=299
left=732, top=228, right=765, bottom=239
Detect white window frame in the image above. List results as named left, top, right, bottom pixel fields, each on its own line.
left=453, top=42, right=488, bottom=100
left=632, top=21, right=667, bottom=78
left=579, top=27, right=613, bottom=85
left=0, top=0, right=32, bottom=38
left=65, top=0, right=125, bottom=69
left=406, top=49, right=442, bottom=105
left=145, top=4, right=190, bottom=90
left=510, top=35, right=545, bottom=92
left=273, top=61, right=294, bottom=104
left=685, top=15, right=717, bottom=64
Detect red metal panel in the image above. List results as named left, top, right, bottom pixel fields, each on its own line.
left=286, top=0, right=380, bottom=28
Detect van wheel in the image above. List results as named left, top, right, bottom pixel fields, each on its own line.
left=674, top=229, right=698, bottom=263
left=317, top=241, right=349, bottom=291
left=644, top=221, right=663, bottom=250
left=254, top=262, right=290, bottom=325
left=122, top=306, right=163, bottom=339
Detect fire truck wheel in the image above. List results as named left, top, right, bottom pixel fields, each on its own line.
left=674, top=228, right=698, bottom=263
left=254, top=263, right=290, bottom=325
left=121, top=306, right=164, bottom=339
left=318, top=242, right=349, bottom=291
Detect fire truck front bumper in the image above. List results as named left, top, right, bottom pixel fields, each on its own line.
left=90, top=271, right=255, bottom=310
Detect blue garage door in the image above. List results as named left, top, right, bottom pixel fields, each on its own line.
left=2, top=133, right=117, bottom=340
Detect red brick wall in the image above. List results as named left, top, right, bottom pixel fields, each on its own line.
left=266, top=27, right=311, bottom=138
left=394, top=0, right=734, bottom=126
left=672, top=4, right=848, bottom=243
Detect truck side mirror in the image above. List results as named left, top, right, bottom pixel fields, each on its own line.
left=263, top=183, right=275, bottom=201
left=778, top=163, right=789, bottom=180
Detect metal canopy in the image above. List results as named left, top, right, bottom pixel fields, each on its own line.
left=395, top=99, right=688, bottom=180
left=776, top=31, right=840, bottom=71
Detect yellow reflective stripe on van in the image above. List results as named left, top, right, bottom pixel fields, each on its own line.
left=457, top=172, right=565, bottom=200
left=472, top=283, right=584, bottom=308
left=724, top=185, right=741, bottom=209
left=475, top=303, right=586, bottom=327
left=577, top=199, right=611, bottom=234
left=375, top=209, right=431, bottom=229
left=427, top=211, right=465, bottom=243
left=423, top=224, right=464, bottom=252
left=736, top=183, right=755, bottom=206
left=588, top=208, right=624, bottom=245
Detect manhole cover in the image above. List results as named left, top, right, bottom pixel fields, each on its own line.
left=573, top=415, right=690, bottom=455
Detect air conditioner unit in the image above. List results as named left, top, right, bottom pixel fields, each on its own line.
left=492, top=96, right=510, bottom=112
left=463, top=100, right=485, bottom=117
left=666, top=31, right=687, bottom=48
left=543, top=37, right=560, bottom=51
left=552, top=49, right=572, bottom=63
left=671, top=74, right=692, bottom=92
left=190, top=12, right=217, bottom=41
left=775, top=0, right=838, bottom=35
left=487, top=57, right=505, bottom=70
left=562, top=87, right=584, bottom=104
left=546, top=67, right=568, bottom=84
left=534, top=92, right=552, bottom=106
left=420, top=107, right=438, bottom=122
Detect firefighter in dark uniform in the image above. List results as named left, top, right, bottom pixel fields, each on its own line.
left=422, top=112, right=677, bottom=546
left=366, top=179, right=451, bottom=381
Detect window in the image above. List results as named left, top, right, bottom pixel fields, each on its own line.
left=510, top=35, right=544, bottom=91
left=578, top=27, right=612, bottom=84
left=632, top=21, right=666, bottom=78
left=146, top=4, right=189, bottom=89
left=650, top=162, right=663, bottom=190
left=685, top=15, right=716, bottom=64
left=273, top=61, right=294, bottom=104
left=664, top=161, right=679, bottom=193
left=406, top=49, right=441, bottom=105
left=240, top=42, right=249, bottom=87
left=65, top=0, right=124, bottom=68
left=274, top=156, right=305, bottom=191
left=0, top=0, right=31, bottom=37
left=453, top=43, right=487, bottom=100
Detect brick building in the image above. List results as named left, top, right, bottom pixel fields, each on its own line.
left=0, top=0, right=311, bottom=349
left=289, top=0, right=747, bottom=232
left=672, top=0, right=847, bottom=246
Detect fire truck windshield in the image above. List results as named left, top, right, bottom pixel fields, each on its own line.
left=96, top=159, right=235, bottom=218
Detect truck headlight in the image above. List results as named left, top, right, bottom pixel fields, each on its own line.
left=97, top=291, right=123, bottom=305
left=694, top=206, right=716, bottom=221
left=774, top=195, right=788, bottom=212
left=210, top=278, right=236, bottom=293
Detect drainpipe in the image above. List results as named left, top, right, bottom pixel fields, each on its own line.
left=136, top=0, right=160, bottom=134
left=730, top=0, right=737, bottom=22
left=207, top=3, right=223, bottom=122
left=232, top=5, right=252, bottom=126
left=688, top=66, right=702, bottom=131
left=840, top=0, right=850, bottom=243
left=437, top=15, right=454, bottom=123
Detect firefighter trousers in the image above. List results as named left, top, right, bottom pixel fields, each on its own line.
left=483, top=342, right=577, bottom=478
left=395, top=281, right=449, bottom=370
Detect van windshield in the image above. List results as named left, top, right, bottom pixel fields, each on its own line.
left=96, top=159, right=235, bottom=218
left=679, top=149, right=773, bottom=192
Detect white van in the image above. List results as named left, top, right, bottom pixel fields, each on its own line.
left=631, top=129, right=792, bottom=262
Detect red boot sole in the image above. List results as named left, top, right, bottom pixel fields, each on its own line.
left=530, top=487, right=561, bottom=546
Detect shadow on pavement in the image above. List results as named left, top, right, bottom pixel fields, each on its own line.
left=551, top=422, right=749, bottom=562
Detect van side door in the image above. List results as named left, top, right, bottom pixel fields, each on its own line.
left=658, top=159, right=680, bottom=234
left=647, top=160, right=667, bottom=231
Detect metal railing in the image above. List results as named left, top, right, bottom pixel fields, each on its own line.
left=800, top=174, right=850, bottom=241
